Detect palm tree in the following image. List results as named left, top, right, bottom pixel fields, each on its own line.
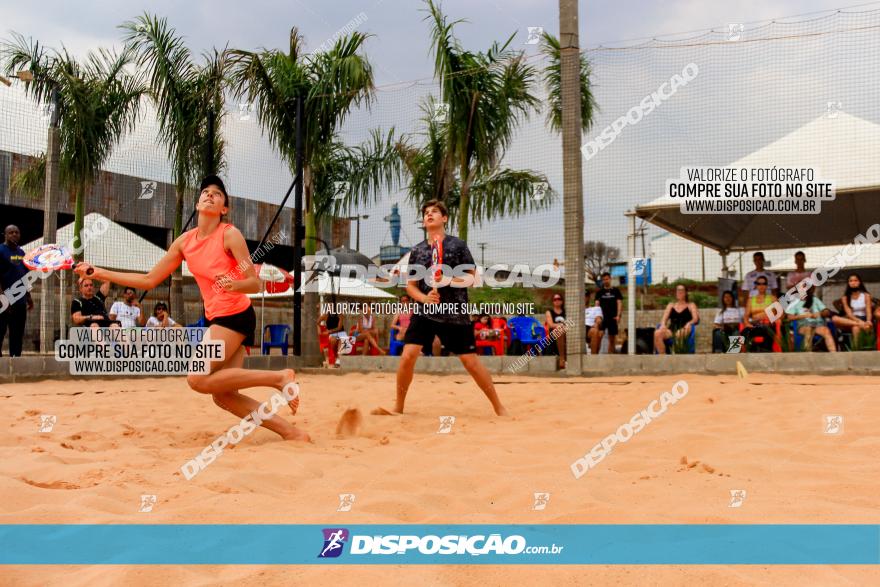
left=121, top=13, right=228, bottom=321
left=397, top=99, right=553, bottom=232
left=2, top=34, right=143, bottom=258
left=539, top=31, right=598, bottom=135
left=227, top=28, right=403, bottom=358
left=228, top=28, right=401, bottom=256
left=423, top=0, right=551, bottom=241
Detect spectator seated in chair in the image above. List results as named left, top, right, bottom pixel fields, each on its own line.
left=712, top=290, right=744, bottom=353
left=784, top=285, right=836, bottom=352
left=318, top=310, right=347, bottom=367
left=71, top=277, right=121, bottom=329
left=544, top=294, right=567, bottom=369
left=831, top=273, right=874, bottom=344
left=654, top=284, right=699, bottom=354
left=145, top=301, right=182, bottom=328
left=351, top=307, right=386, bottom=356
left=741, top=276, right=778, bottom=352
left=474, top=313, right=502, bottom=341
left=584, top=291, right=604, bottom=354
left=389, top=294, right=413, bottom=342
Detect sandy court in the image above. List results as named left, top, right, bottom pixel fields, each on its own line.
left=1, top=371, right=878, bottom=585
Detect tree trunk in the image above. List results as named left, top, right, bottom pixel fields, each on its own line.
left=300, top=171, right=320, bottom=365
left=170, top=186, right=185, bottom=324
left=72, top=185, right=85, bottom=262
left=457, top=165, right=470, bottom=241
left=559, top=0, right=586, bottom=373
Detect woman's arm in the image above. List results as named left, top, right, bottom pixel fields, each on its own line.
left=841, top=296, right=855, bottom=319
left=866, top=295, right=874, bottom=324
left=689, top=303, right=700, bottom=326
left=660, top=303, right=672, bottom=327
left=746, top=297, right=755, bottom=320
left=217, top=227, right=260, bottom=294
left=76, top=236, right=185, bottom=289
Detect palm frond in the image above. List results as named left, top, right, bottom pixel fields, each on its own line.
left=540, top=31, right=598, bottom=133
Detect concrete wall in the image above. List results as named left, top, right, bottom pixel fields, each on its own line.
left=3, top=351, right=878, bottom=383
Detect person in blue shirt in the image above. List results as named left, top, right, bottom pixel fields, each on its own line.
left=0, top=225, right=33, bottom=356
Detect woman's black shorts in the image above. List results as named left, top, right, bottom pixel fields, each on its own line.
left=206, top=305, right=257, bottom=347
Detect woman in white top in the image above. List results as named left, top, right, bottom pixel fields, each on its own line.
left=712, top=290, right=744, bottom=353
left=833, top=273, right=873, bottom=339
left=352, top=307, right=386, bottom=356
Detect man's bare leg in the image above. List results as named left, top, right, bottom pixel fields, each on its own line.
left=458, top=353, right=508, bottom=416
left=371, top=343, right=422, bottom=415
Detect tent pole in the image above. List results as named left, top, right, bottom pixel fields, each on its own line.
left=626, top=211, right=636, bottom=356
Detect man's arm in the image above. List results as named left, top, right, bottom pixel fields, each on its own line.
left=136, top=305, right=146, bottom=326
left=108, top=301, right=120, bottom=321
left=70, top=300, right=89, bottom=326
left=99, top=281, right=111, bottom=297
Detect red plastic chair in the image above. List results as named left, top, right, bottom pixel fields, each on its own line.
left=349, top=325, right=383, bottom=355
left=475, top=317, right=507, bottom=356
left=739, top=320, right=782, bottom=352
left=318, top=328, right=337, bottom=365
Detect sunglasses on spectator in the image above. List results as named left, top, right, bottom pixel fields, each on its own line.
left=756, top=281, right=768, bottom=286
left=552, top=296, right=562, bottom=301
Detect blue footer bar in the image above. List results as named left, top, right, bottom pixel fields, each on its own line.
left=1, top=524, right=878, bottom=564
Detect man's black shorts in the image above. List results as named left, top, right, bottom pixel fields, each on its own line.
left=207, top=304, right=257, bottom=347
left=403, top=314, right=477, bottom=355
left=600, top=316, right=619, bottom=336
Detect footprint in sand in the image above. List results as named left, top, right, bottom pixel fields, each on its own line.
left=678, top=456, right=723, bottom=475
left=21, top=478, right=81, bottom=490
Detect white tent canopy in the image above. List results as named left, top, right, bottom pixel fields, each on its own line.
left=635, top=112, right=880, bottom=252
left=247, top=272, right=396, bottom=300
left=23, top=212, right=193, bottom=277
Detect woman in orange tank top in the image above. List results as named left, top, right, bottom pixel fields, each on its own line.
left=74, top=176, right=309, bottom=442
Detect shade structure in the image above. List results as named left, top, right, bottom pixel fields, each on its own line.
left=247, top=273, right=396, bottom=300
left=634, top=112, right=880, bottom=252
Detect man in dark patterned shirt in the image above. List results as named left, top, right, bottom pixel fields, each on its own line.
left=375, top=200, right=508, bottom=416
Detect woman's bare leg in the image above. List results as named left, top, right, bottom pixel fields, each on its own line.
left=556, top=331, right=566, bottom=368
left=815, top=325, right=836, bottom=352
left=188, top=325, right=305, bottom=430
left=209, top=346, right=308, bottom=440
left=654, top=327, right=671, bottom=354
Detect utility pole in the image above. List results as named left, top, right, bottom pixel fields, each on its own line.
left=477, top=242, right=488, bottom=268
left=559, top=0, right=585, bottom=374
left=41, top=84, right=61, bottom=352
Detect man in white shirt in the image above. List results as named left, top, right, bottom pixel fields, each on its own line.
left=584, top=291, right=604, bottom=354
left=109, top=287, right=145, bottom=328
left=740, top=251, right=779, bottom=307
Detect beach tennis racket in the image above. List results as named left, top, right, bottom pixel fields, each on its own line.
left=430, top=235, right=443, bottom=292
left=23, top=244, right=93, bottom=275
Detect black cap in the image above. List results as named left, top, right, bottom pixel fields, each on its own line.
left=199, top=174, right=227, bottom=197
